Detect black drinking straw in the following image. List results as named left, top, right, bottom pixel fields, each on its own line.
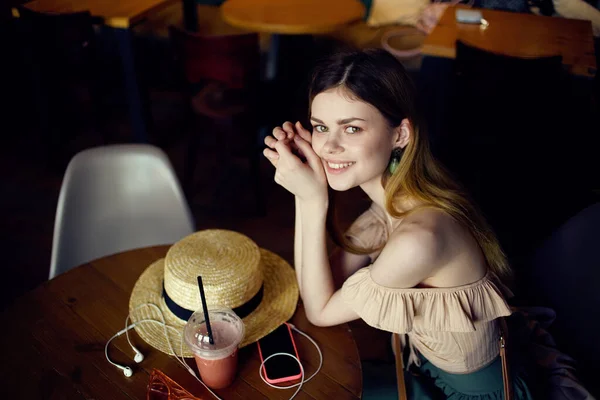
left=197, top=276, right=214, bottom=345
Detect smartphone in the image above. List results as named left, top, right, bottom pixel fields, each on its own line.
left=257, top=323, right=302, bottom=384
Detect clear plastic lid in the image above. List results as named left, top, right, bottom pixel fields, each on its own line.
left=183, top=308, right=245, bottom=359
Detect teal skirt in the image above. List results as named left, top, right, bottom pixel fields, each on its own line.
left=363, top=355, right=533, bottom=399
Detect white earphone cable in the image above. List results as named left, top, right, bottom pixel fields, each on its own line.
left=258, top=324, right=323, bottom=389
left=106, top=304, right=323, bottom=400
left=259, top=353, right=305, bottom=398
left=104, top=318, right=173, bottom=377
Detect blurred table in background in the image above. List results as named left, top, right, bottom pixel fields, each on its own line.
left=221, top=0, right=365, bottom=80
left=15, top=0, right=181, bottom=28
left=221, top=0, right=365, bottom=35
left=422, top=5, right=597, bottom=78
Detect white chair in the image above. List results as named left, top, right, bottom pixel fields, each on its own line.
left=49, top=144, right=195, bottom=279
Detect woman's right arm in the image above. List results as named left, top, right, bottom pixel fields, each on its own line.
left=329, top=247, right=371, bottom=289
left=296, top=199, right=372, bottom=290
left=330, top=207, right=377, bottom=288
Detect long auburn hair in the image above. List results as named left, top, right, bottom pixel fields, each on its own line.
left=309, top=49, right=511, bottom=281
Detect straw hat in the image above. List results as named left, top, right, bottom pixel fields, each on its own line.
left=129, top=229, right=299, bottom=358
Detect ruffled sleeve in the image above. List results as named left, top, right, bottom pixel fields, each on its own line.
left=341, top=267, right=512, bottom=333
left=345, top=205, right=389, bottom=260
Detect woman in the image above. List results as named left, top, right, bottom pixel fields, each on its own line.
left=263, top=49, right=532, bottom=399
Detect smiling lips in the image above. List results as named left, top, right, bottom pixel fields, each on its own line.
left=325, top=160, right=355, bottom=174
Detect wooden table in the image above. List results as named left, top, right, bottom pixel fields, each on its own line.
left=221, top=0, right=365, bottom=81
left=221, top=0, right=365, bottom=35
left=422, top=5, right=597, bottom=77
left=12, top=0, right=197, bottom=143
left=0, top=246, right=362, bottom=400
left=14, top=0, right=180, bottom=28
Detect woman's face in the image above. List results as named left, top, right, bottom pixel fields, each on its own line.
left=310, top=87, right=398, bottom=192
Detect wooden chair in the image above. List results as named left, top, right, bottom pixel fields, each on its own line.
left=17, top=7, right=107, bottom=167
left=168, top=26, right=264, bottom=215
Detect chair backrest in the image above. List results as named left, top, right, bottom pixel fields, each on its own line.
left=454, top=40, right=564, bottom=125
left=168, top=26, right=260, bottom=89
left=50, top=144, right=195, bottom=279
left=444, top=40, right=574, bottom=263
left=526, top=202, right=600, bottom=395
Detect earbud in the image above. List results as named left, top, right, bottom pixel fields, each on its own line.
left=134, top=350, right=144, bottom=363
left=105, top=319, right=156, bottom=378
left=119, top=365, right=133, bottom=377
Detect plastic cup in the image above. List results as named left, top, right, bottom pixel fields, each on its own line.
left=183, top=308, right=245, bottom=389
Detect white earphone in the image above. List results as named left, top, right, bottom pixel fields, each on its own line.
left=105, top=303, right=323, bottom=400
left=133, top=350, right=144, bottom=363
left=104, top=320, right=149, bottom=377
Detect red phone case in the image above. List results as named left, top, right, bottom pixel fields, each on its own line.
left=257, top=323, right=302, bottom=384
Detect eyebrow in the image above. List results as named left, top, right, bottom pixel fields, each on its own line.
left=310, top=117, right=366, bottom=125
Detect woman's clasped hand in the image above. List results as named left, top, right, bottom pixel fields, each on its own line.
left=263, top=121, right=327, bottom=205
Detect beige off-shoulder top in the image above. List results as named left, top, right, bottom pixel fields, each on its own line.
left=340, top=204, right=513, bottom=374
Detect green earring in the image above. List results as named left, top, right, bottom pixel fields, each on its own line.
left=388, top=148, right=403, bottom=175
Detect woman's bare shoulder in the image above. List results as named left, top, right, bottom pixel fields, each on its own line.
left=398, top=206, right=458, bottom=232
left=371, top=207, right=486, bottom=288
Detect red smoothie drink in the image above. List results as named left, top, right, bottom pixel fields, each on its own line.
left=193, top=348, right=238, bottom=388
left=183, top=309, right=245, bottom=389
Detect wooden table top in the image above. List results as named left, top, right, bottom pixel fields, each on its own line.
left=221, top=0, right=365, bottom=34
left=422, top=6, right=597, bottom=77
left=0, top=246, right=362, bottom=400
left=13, top=0, right=179, bottom=28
